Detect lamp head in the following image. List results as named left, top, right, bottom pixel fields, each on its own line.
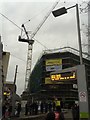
left=52, top=7, right=67, bottom=17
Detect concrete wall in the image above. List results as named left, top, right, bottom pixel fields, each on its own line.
left=2, top=52, right=10, bottom=81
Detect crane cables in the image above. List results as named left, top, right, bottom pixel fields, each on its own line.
left=0, top=12, right=22, bottom=30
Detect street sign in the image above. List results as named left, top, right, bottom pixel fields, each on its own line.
left=79, top=91, right=87, bottom=102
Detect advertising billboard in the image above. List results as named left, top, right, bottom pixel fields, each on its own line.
left=45, top=59, right=62, bottom=72
left=45, top=59, right=62, bottom=66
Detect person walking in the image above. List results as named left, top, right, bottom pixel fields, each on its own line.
left=16, top=102, right=21, bottom=117
left=46, top=106, right=64, bottom=120
left=44, top=102, right=48, bottom=113
left=46, top=111, right=55, bottom=120
left=52, top=101, right=56, bottom=111
left=40, top=102, right=44, bottom=113
left=72, top=103, right=79, bottom=120
left=25, top=102, right=29, bottom=115
left=54, top=106, right=65, bottom=120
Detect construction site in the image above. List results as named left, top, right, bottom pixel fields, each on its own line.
left=0, top=0, right=90, bottom=120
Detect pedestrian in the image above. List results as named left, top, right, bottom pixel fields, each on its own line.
left=25, top=102, right=29, bottom=115
left=34, top=102, right=38, bottom=115
left=16, top=102, right=21, bottom=117
left=44, top=102, right=48, bottom=113
left=52, top=101, right=56, bottom=111
left=54, top=106, right=65, bottom=120
left=46, top=111, right=55, bottom=120
left=72, top=103, right=79, bottom=120
left=2, top=104, right=6, bottom=119
left=48, top=101, right=52, bottom=112
left=32, top=102, right=35, bottom=115
left=29, top=103, right=32, bottom=115
left=40, top=102, right=44, bottom=113
left=46, top=106, right=64, bottom=120
left=8, top=104, right=12, bottom=117
left=4, top=104, right=10, bottom=119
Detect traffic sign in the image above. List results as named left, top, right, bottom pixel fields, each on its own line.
left=79, top=91, right=87, bottom=102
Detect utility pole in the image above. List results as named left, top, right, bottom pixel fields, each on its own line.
left=12, top=65, right=18, bottom=116
left=0, top=36, right=3, bottom=119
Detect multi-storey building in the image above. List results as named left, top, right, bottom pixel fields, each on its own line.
left=26, top=47, right=90, bottom=107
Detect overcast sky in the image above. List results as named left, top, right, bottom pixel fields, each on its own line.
left=0, top=0, right=88, bottom=95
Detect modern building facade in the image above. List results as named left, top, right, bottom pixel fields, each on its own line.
left=26, top=47, right=90, bottom=107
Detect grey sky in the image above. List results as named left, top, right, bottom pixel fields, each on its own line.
left=0, top=0, right=88, bottom=95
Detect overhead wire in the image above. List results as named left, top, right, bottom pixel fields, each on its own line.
left=0, top=12, right=22, bottom=30
left=0, top=1, right=59, bottom=58
left=0, top=12, right=49, bottom=61
left=10, top=53, right=26, bottom=62
left=23, top=3, right=52, bottom=25
left=0, top=10, right=49, bottom=49
left=4, top=36, right=49, bottom=62
left=34, top=38, right=49, bottom=50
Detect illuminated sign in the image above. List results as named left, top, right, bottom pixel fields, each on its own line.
left=45, top=77, right=53, bottom=84
left=50, top=71, right=76, bottom=81
left=45, top=77, right=64, bottom=84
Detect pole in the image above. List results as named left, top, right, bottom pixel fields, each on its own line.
left=76, top=4, right=83, bottom=64
left=12, top=65, right=18, bottom=116
left=77, top=65, right=90, bottom=120
left=14, top=65, right=18, bottom=85
left=88, top=1, right=90, bottom=60
left=0, top=36, right=2, bottom=119
left=76, top=4, right=89, bottom=119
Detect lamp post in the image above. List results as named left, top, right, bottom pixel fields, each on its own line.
left=0, top=36, right=2, bottom=119
left=52, top=4, right=90, bottom=120
left=52, top=4, right=83, bottom=65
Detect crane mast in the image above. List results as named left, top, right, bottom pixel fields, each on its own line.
left=25, top=43, right=34, bottom=90
left=19, top=0, right=60, bottom=91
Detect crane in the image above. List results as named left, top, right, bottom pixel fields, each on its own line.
left=18, top=0, right=60, bottom=91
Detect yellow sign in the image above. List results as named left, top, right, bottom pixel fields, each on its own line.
left=45, top=77, right=53, bottom=84
left=45, top=77, right=64, bottom=84
left=46, top=59, right=62, bottom=66
left=51, top=71, right=76, bottom=81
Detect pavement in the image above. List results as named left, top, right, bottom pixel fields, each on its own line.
left=15, top=109, right=73, bottom=120
left=2, top=109, right=73, bottom=120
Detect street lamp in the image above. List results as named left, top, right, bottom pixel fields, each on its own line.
left=52, top=4, right=90, bottom=120
left=0, top=36, right=2, bottom=119
left=52, top=4, right=83, bottom=65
